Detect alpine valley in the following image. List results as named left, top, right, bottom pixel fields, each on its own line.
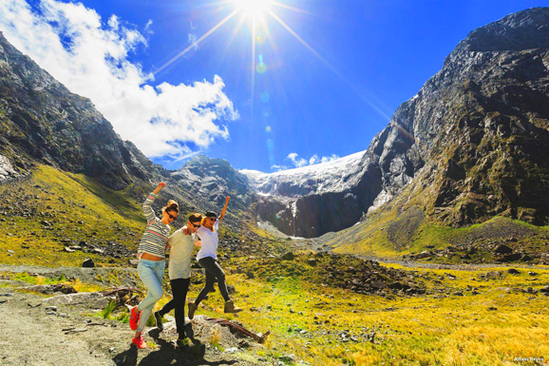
left=1, top=7, right=549, bottom=366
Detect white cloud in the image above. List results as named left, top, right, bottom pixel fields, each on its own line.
left=284, top=152, right=340, bottom=169
left=287, top=153, right=307, bottom=168
left=0, top=0, right=238, bottom=159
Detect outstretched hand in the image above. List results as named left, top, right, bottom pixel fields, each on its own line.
left=220, top=196, right=230, bottom=220
left=153, top=182, right=166, bottom=194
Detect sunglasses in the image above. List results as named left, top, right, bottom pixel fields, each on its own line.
left=167, top=213, right=177, bottom=220
left=190, top=222, right=201, bottom=228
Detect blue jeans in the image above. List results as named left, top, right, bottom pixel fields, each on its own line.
left=136, top=259, right=165, bottom=332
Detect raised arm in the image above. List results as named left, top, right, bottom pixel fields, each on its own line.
left=218, top=196, right=230, bottom=221
left=143, top=183, right=165, bottom=223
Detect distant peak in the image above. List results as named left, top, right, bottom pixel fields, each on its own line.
left=456, top=7, right=549, bottom=53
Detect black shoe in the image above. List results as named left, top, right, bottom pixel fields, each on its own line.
left=154, top=311, right=163, bottom=331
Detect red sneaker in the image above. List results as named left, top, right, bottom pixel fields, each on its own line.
left=129, top=306, right=141, bottom=331
left=132, top=335, right=147, bottom=349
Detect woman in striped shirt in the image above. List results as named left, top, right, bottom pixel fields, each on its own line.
left=129, top=182, right=178, bottom=349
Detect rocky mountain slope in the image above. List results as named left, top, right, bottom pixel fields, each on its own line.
left=0, top=32, right=259, bottom=236
left=317, top=7, right=549, bottom=260
left=0, top=31, right=285, bottom=260
left=0, top=32, right=167, bottom=191
left=242, top=8, right=549, bottom=243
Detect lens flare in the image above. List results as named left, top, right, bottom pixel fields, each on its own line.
left=260, top=91, right=270, bottom=103
left=233, top=0, right=272, bottom=19
left=256, top=54, right=267, bottom=73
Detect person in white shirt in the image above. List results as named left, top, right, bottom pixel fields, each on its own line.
left=153, top=213, right=202, bottom=344
left=188, top=196, right=243, bottom=318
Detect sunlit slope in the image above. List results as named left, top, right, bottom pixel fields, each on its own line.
left=319, top=179, right=549, bottom=264
left=0, top=165, right=148, bottom=266
left=0, top=165, right=288, bottom=267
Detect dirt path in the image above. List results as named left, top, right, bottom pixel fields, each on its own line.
left=0, top=289, right=269, bottom=366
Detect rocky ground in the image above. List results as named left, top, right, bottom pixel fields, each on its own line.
left=0, top=267, right=274, bottom=366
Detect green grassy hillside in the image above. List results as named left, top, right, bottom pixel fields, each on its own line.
left=0, top=165, right=146, bottom=266
left=0, top=165, right=283, bottom=267
left=320, top=191, right=549, bottom=265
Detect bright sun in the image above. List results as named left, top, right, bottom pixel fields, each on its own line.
left=233, top=0, right=272, bottom=19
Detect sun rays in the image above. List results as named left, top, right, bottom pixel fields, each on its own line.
left=153, top=0, right=393, bottom=134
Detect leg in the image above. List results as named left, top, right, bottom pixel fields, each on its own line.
left=199, top=258, right=230, bottom=302
left=171, top=278, right=190, bottom=338
left=136, top=260, right=165, bottom=333
left=194, top=264, right=215, bottom=306
left=212, top=260, right=230, bottom=302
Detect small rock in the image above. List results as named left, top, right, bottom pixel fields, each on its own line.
left=281, top=252, right=295, bottom=260
left=279, top=354, right=296, bottom=363
left=128, top=259, right=139, bottom=268
left=224, top=347, right=239, bottom=354
left=82, top=259, right=95, bottom=268
left=237, top=339, right=250, bottom=348
left=507, top=269, right=520, bottom=274
left=494, top=244, right=513, bottom=254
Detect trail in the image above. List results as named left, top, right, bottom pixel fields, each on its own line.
left=0, top=275, right=268, bottom=366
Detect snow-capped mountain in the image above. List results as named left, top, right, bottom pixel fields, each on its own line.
left=240, top=151, right=367, bottom=197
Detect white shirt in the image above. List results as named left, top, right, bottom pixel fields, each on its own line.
left=167, top=227, right=197, bottom=280
left=196, top=219, right=219, bottom=261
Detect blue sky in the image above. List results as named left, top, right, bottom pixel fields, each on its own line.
left=2, top=0, right=549, bottom=172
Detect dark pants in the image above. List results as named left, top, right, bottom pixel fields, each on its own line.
left=158, top=278, right=190, bottom=337
left=195, top=257, right=230, bottom=305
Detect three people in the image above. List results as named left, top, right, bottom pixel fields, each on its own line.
left=130, top=182, right=178, bottom=349
left=188, top=196, right=242, bottom=319
left=154, top=213, right=203, bottom=345
left=130, top=186, right=241, bottom=348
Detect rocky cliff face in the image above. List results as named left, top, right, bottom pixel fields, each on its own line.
left=0, top=32, right=165, bottom=190
left=390, top=7, right=549, bottom=226
left=170, top=155, right=255, bottom=216
left=243, top=7, right=549, bottom=238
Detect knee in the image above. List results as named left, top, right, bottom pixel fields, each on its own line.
left=151, top=288, right=163, bottom=302
left=217, top=272, right=226, bottom=282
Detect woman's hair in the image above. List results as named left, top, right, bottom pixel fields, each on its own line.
left=163, top=200, right=179, bottom=214
left=188, top=213, right=202, bottom=223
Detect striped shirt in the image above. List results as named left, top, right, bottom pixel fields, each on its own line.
left=137, top=192, right=171, bottom=258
